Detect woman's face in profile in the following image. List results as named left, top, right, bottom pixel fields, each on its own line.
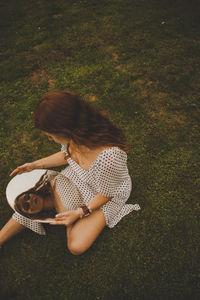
left=20, top=193, right=44, bottom=214
left=42, top=131, right=68, bottom=145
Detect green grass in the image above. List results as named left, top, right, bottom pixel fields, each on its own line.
left=0, top=0, right=199, bottom=299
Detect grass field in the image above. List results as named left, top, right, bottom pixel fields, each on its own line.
left=0, top=0, right=199, bottom=299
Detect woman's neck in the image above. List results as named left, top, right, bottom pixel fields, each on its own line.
left=68, top=141, right=91, bottom=158
left=68, top=141, right=110, bottom=171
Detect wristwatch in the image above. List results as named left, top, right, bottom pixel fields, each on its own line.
left=80, top=204, right=92, bottom=217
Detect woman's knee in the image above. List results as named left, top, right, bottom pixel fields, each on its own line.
left=67, top=240, right=86, bottom=255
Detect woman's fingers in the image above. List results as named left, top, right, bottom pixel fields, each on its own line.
left=9, top=163, right=34, bottom=176
left=10, top=168, right=24, bottom=176
left=55, top=212, right=68, bottom=218
left=10, top=167, right=25, bottom=176
left=50, top=217, right=69, bottom=225
left=50, top=211, right=80, bottom=226
left=9, top=168, right=20, bottom=176
left=50, top=220, right=66, bottom=225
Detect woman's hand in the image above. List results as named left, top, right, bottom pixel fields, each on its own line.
left=50, top=210, right=82, bottom=227
left=9, top=162, right=36, bottom=177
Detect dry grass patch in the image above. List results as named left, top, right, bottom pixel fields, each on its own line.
left=103, top=46, right=119, bottom=61
left=33, top=44, right=42, bottom=51
left=52, top=14, right=63, bottom=19
left=147, top=92, right=187, bottom=125
left=29, top=68, right=56, bottom=88
left=132, top=79, right=146, bottom=86
left=48, top=79, right=56, bottom=88
left=21, top=132, right=29, bottom=144
left=84, top=93, right=98, bottom=102
left=146, top=81, right=153, bottom=86
left=115, top=65, right=128, bottom=73
left=100, top=109, right=110, bottom=118
left=131, top=79, right=154, bottom=97
left=29, top=69, right=48, bottom=85
left=48, top=50, right=62, bottom=57
left=112, top=52, right=119, bottom=61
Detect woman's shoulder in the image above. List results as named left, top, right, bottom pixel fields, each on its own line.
left=93, top=147, right=128, bottom=181
left=100, top=146, right=127, bottom=158
left=96, top=146, right=127, bottom=167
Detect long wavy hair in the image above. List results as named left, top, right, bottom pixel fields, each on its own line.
left=34, top=90, right=129, bottom=151
left=14, top=172, right=56, bottom=220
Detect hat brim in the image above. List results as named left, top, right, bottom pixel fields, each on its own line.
left=6, top=169, right=47, bottom=212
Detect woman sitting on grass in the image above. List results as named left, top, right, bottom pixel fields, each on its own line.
left=0, top=90, right=140, bottom=255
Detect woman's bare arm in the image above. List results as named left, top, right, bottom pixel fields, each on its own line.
left=87, top=194, right=112, bottom=211
left=10, top=152, right=67, bottom=176
left=52, top=194, right=111, bottom=226
left=33, top=151, right=67, bottom=169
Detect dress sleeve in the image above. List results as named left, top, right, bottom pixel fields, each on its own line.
left=95, top=148, right=130, bottom=197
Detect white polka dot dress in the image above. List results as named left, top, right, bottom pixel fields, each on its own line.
left=60, top=145, right=140, bottom=228
left=12, top=211, right=47, bottom=235
left=55, top=173, right=83, bottom=210
left=12, top=146, right=140, bottom=235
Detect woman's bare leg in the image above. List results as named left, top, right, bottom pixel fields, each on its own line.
left=66, top=209, right=106, bottom=255
left=0, top=218, right=25, bottom=247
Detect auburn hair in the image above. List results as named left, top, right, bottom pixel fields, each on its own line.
left=34, top=90, right=129, bottom=151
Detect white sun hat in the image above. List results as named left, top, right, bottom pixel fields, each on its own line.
left=6, top=169, right=47, bottom=211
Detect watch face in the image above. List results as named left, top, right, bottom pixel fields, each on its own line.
left=81, top=205, right=90, bottom=216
